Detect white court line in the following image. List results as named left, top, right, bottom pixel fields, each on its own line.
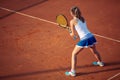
left=94, top=33, right=120, bottom=43
left=107, top=72, right=120, bottom=80
left=0, top=7, right=120, bottom=43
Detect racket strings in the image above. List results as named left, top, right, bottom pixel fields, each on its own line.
left=56, top=15, right=68, bottom=27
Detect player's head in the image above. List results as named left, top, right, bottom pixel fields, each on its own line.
left=70, top=6, right=81, bottom=18
left=70, top=6, right=85, bottom=23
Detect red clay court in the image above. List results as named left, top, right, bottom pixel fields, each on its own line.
left=0, top=0, right=120, bottom=80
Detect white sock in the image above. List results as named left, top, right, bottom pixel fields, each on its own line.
left=71, top=69, right=75, bottom=73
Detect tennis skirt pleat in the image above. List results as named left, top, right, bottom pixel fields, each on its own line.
left=76, top=35, right=97, bottom=48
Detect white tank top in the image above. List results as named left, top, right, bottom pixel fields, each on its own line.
left=75, top=19, right=91, bottom=39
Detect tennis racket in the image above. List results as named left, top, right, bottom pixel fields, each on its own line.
left=56, top=14, right=77, bottom=40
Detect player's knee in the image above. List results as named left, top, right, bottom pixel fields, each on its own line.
left=72, top=52, right=78, bottom=56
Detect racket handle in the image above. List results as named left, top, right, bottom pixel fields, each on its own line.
left=73, top=36, right=77, bottom=40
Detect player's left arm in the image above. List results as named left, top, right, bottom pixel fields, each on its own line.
left=70, top=20, right=75, bottom=37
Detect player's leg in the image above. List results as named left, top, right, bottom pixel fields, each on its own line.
left=71, top=46, right=83, bottom=71
left=65, top=46, right=83, bottom=76
left=89, top=44, right=101, bottom=61
left=89, top=44, right=104, bottom=66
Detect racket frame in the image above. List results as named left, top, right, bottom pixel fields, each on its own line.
left=56, top=14, right=71, bottom=33
left=56, top=14, right=77, bottom=40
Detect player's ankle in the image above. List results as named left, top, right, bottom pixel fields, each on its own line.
left=71, top=69, right=76, bottom=73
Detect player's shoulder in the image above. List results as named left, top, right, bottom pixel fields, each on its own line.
left=70, top=19, right=74, bottom=24
left=70, top=18, right=78, bottom=25
left=70, top=19, right=77, bottom=23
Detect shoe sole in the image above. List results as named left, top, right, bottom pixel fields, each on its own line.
left=92, top=62, right=104, bottom=67
left=65, top=71, right=76, bottom=76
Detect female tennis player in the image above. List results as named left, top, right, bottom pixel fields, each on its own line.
left=65, top=6, right=104, bottom=77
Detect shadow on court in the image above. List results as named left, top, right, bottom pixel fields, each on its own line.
left=0, top=61, right=120, bottom=79
left=0, top=0, right=48, bottom=19
left=77, top=67, right=120, bottom=77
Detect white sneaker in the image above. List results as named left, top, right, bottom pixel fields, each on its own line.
left=93, top=61, right=104, bottom=67
left=65, top=71, right=76, bottom=77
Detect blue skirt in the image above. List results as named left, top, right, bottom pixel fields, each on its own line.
left=76, top=33, right=97, bottom=48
